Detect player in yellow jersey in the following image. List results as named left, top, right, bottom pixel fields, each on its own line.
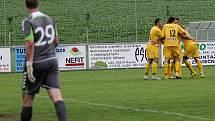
left=162, top=17, right=194, bottom=79
left=144, top=18, right=164, bottom=80
left=168, top=41, right=182, bottom=79
left=169, top=18, right=183, bottom=79
left=180, top=26, right=205, bottom=78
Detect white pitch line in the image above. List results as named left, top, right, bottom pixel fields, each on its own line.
left=38, top=96, right=215, bottom=121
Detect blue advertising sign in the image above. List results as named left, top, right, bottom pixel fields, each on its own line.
left=13, top=45, right=87, bottom=72
left=14, top=47, right=25, bottom=72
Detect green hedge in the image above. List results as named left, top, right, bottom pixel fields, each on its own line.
left=0, top=0, right=215, bottom=45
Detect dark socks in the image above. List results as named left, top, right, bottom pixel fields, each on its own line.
left=21, top=101, right=67, bottom=121
left=21, top=106, right=32, bottom=121
left=54, top=101, right=67, bottom=121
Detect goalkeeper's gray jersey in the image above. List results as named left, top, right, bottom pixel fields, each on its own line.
left=22, top=11, right=58, bottom=62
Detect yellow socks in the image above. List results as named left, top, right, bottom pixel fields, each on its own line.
left=170, top=63, right=175, bottom=73
left=145, top=63, right=150, bottom=75
left=164, top=63, right=169, bottom=76
left=184, top=60, right=195, bottom=74
left=170, top=63, right=175, bottom=77
left=196, top=60, right=203, bottom=74
left=179, top=62, right=182, bottom=76
left=175, top=61, right=180, bottom=76
left=152, top=62, right=157, bottom=75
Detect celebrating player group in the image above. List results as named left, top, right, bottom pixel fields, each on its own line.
left=144, top=17, right=205, bottom=80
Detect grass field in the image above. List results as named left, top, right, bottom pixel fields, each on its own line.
left=0, top=66, right=215, bottom=121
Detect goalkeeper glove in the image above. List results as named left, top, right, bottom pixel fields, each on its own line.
left=26, top=61, right=36, bottom=83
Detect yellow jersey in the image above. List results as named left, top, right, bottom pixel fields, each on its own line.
left=182, top=31, right=196, bottom=49
left=148, top=26, right=164, bottom=46
left=162, top=23, right=185, bottom=47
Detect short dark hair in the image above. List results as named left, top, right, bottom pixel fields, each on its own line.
left=25, top=0, right=38, bottom=9
left=154, top=18, right=161, bottom=25
left=167, top=16, right=175, bottom=23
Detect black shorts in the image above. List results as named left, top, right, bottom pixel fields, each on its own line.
left=22, top=58, right=60, bottom=95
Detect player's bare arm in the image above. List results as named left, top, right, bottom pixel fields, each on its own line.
left=180, top=32, right=195, bottom=41
left=25, top=40, right=34, bottom=62
left=25, top=40, right=36, bottom=83
left=54, top=37, right=59, bottom=46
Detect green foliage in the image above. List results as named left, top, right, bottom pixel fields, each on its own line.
left=0, top=0, right=215, bottom=45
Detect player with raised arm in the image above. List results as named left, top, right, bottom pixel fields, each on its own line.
left=144, top=18, right=164, bottom=80
left=180, top=26, right=205, bottom=78
left=21, top=0, right=67, bottom=121
left=162, top=17, right=194, bottom=79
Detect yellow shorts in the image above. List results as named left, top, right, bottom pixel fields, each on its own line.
left=178, top=45, right=183, bottom=59
left=184, top=44, right=199, bottom=58
left=146, top=44, right=159, bottom=59
left=168, top=45, right=182, bottom=59
left=164, top=46, right=181, bottom=59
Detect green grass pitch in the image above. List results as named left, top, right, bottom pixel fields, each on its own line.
left=0, top=66, right=215, bottom=121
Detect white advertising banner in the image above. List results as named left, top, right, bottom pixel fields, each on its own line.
left=0, top=48, right=11, bottom=72
left=161, top=42, right=215, bottom=66
left=56, top=45, right=86, bottom=70
left=88, top=43, right=148, bottom=69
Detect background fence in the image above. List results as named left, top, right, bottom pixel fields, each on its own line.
left=0, top=0, right=215, bottom=45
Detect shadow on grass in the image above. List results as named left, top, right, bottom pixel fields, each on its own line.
left=0, top=112, right=55, bottom=120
